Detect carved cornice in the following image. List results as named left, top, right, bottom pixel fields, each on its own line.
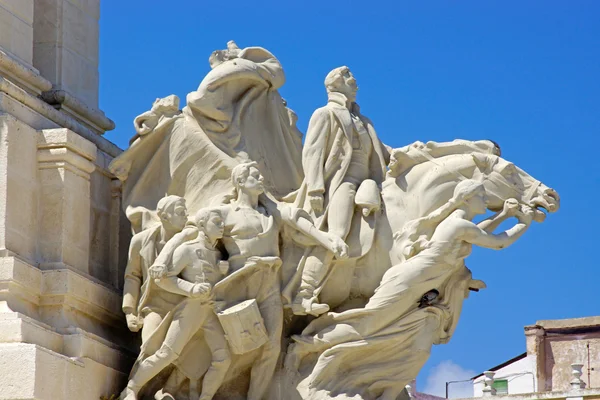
left=37, top=129, right=97, bottom=176
left=0, top=76, right=121, bottom=157
left=41, top=89, right=116, bottom=133
left=0, top=49, right=52, bottom=95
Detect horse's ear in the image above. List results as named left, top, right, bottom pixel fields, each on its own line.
left=471, top=153, right=488, bottom=171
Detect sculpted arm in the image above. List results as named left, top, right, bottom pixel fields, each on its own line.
left=149, top=226, right=199, bottom=278
left=274, top=202, right=348, bottom=259
left=303, top=109, right=331, bottom=193
left=477, top=199, right=519, bottom=233
left=461, top=208, right=533, bottom=250
left=154, top=247, right=200, bottom=297
left=122, top=236, right=143, bottom=315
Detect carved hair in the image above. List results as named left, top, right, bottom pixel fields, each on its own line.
left=487, top=139, right=502, bottom=156
left=324, top=66, right=349, bottom=92
left=156, top=195, right=185, bottom=217
left=231, top=161, right=259, bottom=189
left=194, top=208, right=221, bottom=230
left=398, top=179, right=485, bottom=260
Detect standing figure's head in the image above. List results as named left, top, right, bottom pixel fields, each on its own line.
left=231, top=161, right=265, bottom=197
left=453, top=179, right=488, bottom=216
left=156, top=195, right=188, bottom=232
left=325, top=66, right=359, bottom=102
left=194, top=208, right=225, bottom=242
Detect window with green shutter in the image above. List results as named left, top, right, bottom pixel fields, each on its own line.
left=492, top=379, right=508, bottom=395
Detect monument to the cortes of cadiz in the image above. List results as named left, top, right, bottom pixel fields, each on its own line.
left=0, top=1, right=560, bottom=400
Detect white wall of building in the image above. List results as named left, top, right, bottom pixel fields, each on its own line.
left=473, top=356, right=537, bottom=397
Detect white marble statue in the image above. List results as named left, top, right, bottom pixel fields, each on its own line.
left=110, top=41, right=304, bottom=235
left=284, top=181, right=533, bottom=400
left=283, top=66, right=390, bottom=316
left=110, top=42, right=561, bottom=400
left=121, top=208, right=230, bottom=400
left=122, top=196, right=189, bottom=344
left=142, top=162, right=347, bottom=400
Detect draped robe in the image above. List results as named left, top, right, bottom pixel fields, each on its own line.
left=109, top=46, right=303, bottom=232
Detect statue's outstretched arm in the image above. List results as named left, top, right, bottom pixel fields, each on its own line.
left=462, top=207, right=533, bottom=250
left=477, top=199, right=520, bottom=233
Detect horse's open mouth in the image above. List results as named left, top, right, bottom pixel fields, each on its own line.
left=530, top=188, right=560, bottom=222
left=532, top=206, right=547, bottom=222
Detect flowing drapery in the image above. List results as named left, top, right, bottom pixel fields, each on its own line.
left=109, top=46, right=303, bottom=232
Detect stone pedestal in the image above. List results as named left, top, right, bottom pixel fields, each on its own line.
left=0, top=0, right=131, bottom=398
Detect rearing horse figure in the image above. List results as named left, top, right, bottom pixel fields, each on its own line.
left=284, top=139, right=560, bottom=400
left=318, top=139, right=560, bottom=312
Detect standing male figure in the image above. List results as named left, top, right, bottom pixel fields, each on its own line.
left=122, top=195, right=189, bottom=343
left=121, top=208, right=230, bottom=400
left=149, top=161, right=347, bottom=400
left=217, top=162, right=347, bottom=400
left=290, top=66, right=390, bottom=316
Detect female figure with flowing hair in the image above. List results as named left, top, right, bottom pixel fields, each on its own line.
left=285, top=179, right=535, bottom=400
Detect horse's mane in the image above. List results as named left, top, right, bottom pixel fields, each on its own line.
left=388, top=140, right=499, bottom=179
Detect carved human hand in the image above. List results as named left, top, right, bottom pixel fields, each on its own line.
left=326, top=233, right=349, bottom=259
left=137, top=123, right=153, bottom=136
left=517, top=205, right=535, bottom=225
left=502, top=198, right=520, bottom=217
left=309, top=193, right=324, bottom=214
left=148, top=264, right=167, bottom=279
left=125, top=313, right=142, bottom=333
left=191, top=282, right=213, bottom=299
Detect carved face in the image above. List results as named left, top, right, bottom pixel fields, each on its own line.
left=205, top=211, right=225, bottom=241
left=240, top=166, right=265, bottom=195
left=464, top=187, right=488, bottom=216
left=338, top=68, right=358, bottom=101
left=162, top=199, right=188, bottom=231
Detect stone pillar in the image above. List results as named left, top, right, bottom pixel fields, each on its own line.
left=482, top=371, right=497, bottom=397
left=0, top=114, right=39, bottom=263
left=109, top=179, right=122, bottom=288
left=0, top=0, right=34, bottom=67
left=37, top=128, right=96, bottom=273
left=0, top=1, right=133, bottom=398
left=525, top=324, right=548, bottom=392
left=33, top=0, right=100, bottom=109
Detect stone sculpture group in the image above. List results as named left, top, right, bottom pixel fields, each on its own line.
left=109, top=41, right=560, bottom=400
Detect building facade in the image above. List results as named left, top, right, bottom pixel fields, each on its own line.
left=463, top=317, right=600, bottom=400
left=0, top=1, right=131, bottom=399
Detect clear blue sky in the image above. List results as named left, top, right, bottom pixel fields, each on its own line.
left=100, top=1, right=599, bottom=396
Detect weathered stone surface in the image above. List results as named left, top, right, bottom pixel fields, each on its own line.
left=33, top=0, right=100, bottom=109
left=0, top=2, right=128, bottom=395
left=525, top=318, right=600, bottom=392
left=0, top=0, right=34, bottom=67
